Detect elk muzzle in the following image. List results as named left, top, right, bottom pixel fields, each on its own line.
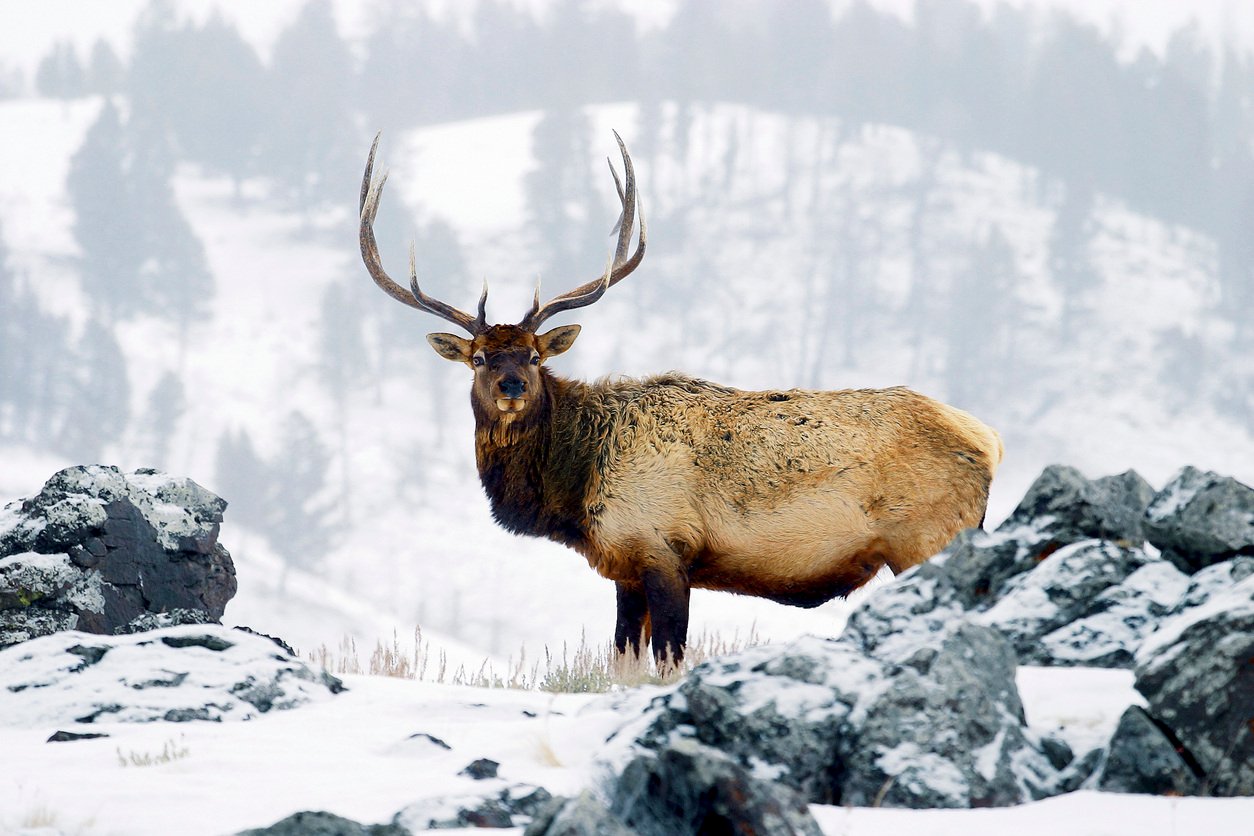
left=495, top=374, right=528, bottom=413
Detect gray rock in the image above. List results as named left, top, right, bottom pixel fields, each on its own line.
left=1134, top=574, right=1254, bottom=796
left=1167, top=556, right=1254, bottom=614
left=1095, top=706, right=1201, bottom=796
left=631, top=615, right=1062, bottom=809
left=525, top=792, right=634, bottom=836
left=973, top=540, right=1164, bottom=665
left=1000, top=466, right=1155, bottom=546
left=612, top=738, right=821, bottom=836
left=1145, top=467, right=1254, bottom=573
left=0, top=466, right=236, bottom=648
left=236, top=811, right=405, bottom=836
left=395, top=784, right=553, bottom=831
left=838, top=623, right=1057, bottom=808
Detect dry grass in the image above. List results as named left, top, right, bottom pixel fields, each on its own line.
left=116, top=737, right=190, bottom=768
left=307, top=625, right=764, bottom=693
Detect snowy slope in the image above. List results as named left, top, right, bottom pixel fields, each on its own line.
left=1, top=664, right=1249, bottom=835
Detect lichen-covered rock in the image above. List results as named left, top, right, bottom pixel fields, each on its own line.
left=612, top=738, right=822, bottom=836
left=1133, top=574, right=1254, bottom=796
left=1145, top=467, right=1254, bottom=573
left=0, top=466, right=236, bottom=648
left=1095, top=706, right=1201, bottom=796
left=0, top=624, right=343, bottom=725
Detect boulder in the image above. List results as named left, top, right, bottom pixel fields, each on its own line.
left=1145, top=467, right=1254, bottom=573
left=0, top=466, right=236, bottom=648
left=0, top=624, right=343, bottom=725
left=1095, top=706, right=1201, bottom=796
left=524, top=792, right=635, bottom=836
left=611, top=738, right=822, bottom=835
left=973, top=541, right=1180, bottom=666
left=631, top=603, right=1063, bottom=809
left=999, top=466, right=1155, bottom=546
left=940, top=467, right=1152, bottom=609
left=1133, top=573, right=1254, bottom=796
left=236, top=811, right=405, bottom=836
left=394, top=784, right=552, bottom=830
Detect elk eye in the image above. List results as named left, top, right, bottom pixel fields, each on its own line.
left=530, top=355, right=540, bottom=366
left=472, top=356, right=485, bottom=367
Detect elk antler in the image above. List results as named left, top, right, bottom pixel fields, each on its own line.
left=518, top=131, right=647, bottom=332
left=359, top=133, right=488, bottom=335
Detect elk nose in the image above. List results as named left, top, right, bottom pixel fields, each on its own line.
left=498, top=376, right=526, bottom=398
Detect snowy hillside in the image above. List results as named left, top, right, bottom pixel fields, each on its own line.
left=3, top=92, right=1253, bottom=663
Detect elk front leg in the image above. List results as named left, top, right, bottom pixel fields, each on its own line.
left=642, top=564, right=690, bottom=671
left=614, top=582, right=650, bottom=658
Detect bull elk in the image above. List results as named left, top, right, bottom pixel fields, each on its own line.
left=358, top=132, right=1003, bottom=667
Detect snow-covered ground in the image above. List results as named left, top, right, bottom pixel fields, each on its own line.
left=1, top=662, right=1248, bottom=835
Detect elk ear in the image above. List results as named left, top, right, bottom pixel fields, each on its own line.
left=426, top=332, right=473, bottom=364
left=537, top=324, right=580, bottom=359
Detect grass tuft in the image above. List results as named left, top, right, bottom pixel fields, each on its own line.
left=307, top=624, right=764, bottom=693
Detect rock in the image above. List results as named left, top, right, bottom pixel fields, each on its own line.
left=632, top=618, right=1062, bottom=809
left=1133, top=574, right=1254, bottom=796
left=1167, top=556, right=1254, bottom=615
left=524, top=791, right=634, bottom=836
left=1145, top=467, right=1254, bottom=573
left=1000, top=466, right=1155, bottom=546
left=838, top=623, right=1057, bottom=808
left=395, top=784, right=553, bottom=830
left=940, top=467, right=1154, bottom=608
left=460, top=757, right=500, bottom=780
left=1034, top=561, right=1190, bottom=667
left=47, top=729, right=108, bottom=742
left=0, top=624, right=343, bottom=725
left=974, top=542, right=1182, bottom=666
left=0, top=466, right=236, bottom=648
left=1095, top=706, right=1201, bottom=796
left=236, top=811, right=405, bottom=836
left=611, top=738, right=821, bottom=836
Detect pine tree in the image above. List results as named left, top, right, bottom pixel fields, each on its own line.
left=138, top=371, right=185, bottom=467
left=57, top=320, right=130, bottom=461
left=86, top=39, right=124, bottom=95
left=262, top=0, right=356, bottom=202
left=67, top=101, right=146, bottom=319
left=34, top=41, right=86, bottom=98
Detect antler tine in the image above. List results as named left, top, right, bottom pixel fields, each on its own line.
left=360, top=133, right=487, bottom=334
left=520, top=132, right=647, bottom=331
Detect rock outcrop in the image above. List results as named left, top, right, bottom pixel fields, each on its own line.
left=0, top=465, right=237, bottom=648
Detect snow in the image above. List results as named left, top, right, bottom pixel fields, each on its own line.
left=810, top=791, right=1254, bottom=836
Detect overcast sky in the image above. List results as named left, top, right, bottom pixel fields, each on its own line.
left=3, top=0, right=1254, bottom=79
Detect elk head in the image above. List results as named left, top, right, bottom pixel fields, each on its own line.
left=358, top=132, right=646, bottom=420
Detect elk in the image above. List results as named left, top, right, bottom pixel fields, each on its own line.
left=358, top=132, right=1003, bottom=667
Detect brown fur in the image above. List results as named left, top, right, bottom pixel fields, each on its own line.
left=360, top=136, right=1002, bottom=667
left=455, top=335, right=1002, bottom=664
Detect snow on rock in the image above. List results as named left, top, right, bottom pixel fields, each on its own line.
left=1144, top=466, right=1254, bottom=573
left=0, top=465, right=237, bottom=648
left=1132, top=573, right=1254, bottom=796
left=0, top=624, right=343, bottom=726
left=624, top=621, right=1064, bottom=810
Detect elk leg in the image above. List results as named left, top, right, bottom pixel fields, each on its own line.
left=642, top=565, right=690, bottom=671
left=614, top=582, right=650, bottom=658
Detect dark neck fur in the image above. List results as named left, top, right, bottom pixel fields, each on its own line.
left=472, top=371, right=597, bottom=550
